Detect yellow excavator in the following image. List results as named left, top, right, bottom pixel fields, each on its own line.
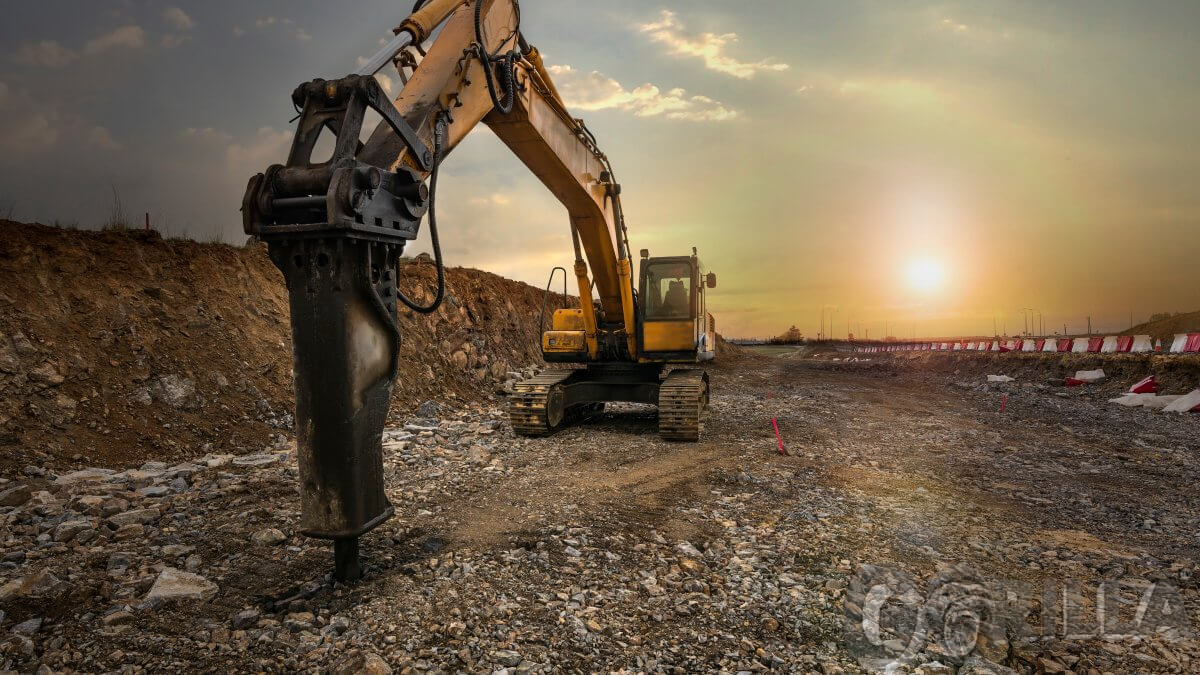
left=242, top=0, right=716, bottom=579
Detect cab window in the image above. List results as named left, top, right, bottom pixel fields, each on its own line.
left=643, top=261, right=693, bottom=320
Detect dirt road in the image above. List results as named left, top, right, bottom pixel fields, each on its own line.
left=2, top=351, right=1198, bottom=672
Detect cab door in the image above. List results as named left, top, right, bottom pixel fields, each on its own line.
left=640, top=258, right=698, bottom=357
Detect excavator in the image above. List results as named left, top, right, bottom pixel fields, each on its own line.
left=241, top=0, right=717, bottom=581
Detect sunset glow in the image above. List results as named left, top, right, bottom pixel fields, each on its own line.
left=906, top=259, right=946, bottom=293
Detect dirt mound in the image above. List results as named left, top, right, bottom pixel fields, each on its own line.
left=1129, top=310, right=1200, bottom=344
left=713, top=333, right=747, bottom=361
left=0, top=221, right=568, bottom=475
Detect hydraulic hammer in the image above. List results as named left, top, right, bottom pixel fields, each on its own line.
left=242, top=65, right=432, bottom=580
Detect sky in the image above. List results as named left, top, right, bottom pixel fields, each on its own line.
left=3, top=1, right=1200, bottom=339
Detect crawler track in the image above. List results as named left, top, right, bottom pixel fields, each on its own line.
left=508, top=369, right=575, bottom=436
left=657, top=369, right=708, bottom=441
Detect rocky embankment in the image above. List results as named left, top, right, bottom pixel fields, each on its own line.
left=0, top=221, right=569, bottom=475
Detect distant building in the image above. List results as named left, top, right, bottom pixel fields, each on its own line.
left=769, top=325, right=805, bottom=344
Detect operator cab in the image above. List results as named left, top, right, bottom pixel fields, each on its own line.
left=638, top=248, right=716, bottom=362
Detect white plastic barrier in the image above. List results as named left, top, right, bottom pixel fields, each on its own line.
left=1022, top=340, right=1038, bottom=352
left=1164, top=390, right=1200, bottom=412
left=1041, top=339, right=1057, bottom=353
left=1071, top=338, right=1089, bottom=353
left=1129, top=335, right=1152, bottom=353
left=1100, top=336, right=1119, bottom=353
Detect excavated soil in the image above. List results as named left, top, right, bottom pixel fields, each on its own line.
left=0, top=221, right=569, bottom=476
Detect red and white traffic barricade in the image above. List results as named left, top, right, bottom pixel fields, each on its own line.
left=1057, top=338, right=1073, bottom=352
left=1114, top=336, right=1134, bottom=353
left=1071, top=338, right=1090, bottom=353
left=1170, top=333, right=1200, bottom=353
left=1100, top=336, right=1120, bottom=353
left=1130, top=335, right=1153, bottom=353
left=1087, top=337, right=1104, bottom=353
left=1041, top=339, right=1057, bottom=352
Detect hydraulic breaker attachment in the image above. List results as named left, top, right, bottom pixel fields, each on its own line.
left=242, top=73, right=432, bottom=581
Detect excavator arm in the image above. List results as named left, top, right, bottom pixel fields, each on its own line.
left=359, top=0, right=637, bottom=360
left=241, top=0, right=638, bottom=579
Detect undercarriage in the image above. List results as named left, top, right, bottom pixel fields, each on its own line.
left=508, top=365, right=709, bottom=440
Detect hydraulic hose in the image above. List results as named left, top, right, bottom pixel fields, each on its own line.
left=474, top=0, right=520, bottom=114
left=395, top=115, right=448, bottom=314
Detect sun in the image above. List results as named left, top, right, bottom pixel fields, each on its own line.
left=906, top=258, right=945, bottom=292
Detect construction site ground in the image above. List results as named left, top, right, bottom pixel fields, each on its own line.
left=3, top=342, right=1199, bottom=673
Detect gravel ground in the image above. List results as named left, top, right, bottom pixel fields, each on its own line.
left=1, top=353, right=1198, bottom=673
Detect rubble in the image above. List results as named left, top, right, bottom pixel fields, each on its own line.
left=0, top=350, right=1194, bottom=671
left=1, top=221, right=1198, bottom=670
left=144, top=567, right=218, bottom=605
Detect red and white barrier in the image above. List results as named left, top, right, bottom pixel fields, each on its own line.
left=1130, top=376, right=1159, bottom=394
left=852, top=331, right=1197, bottom=356
left=1170, top=333, right=1200, bottom=353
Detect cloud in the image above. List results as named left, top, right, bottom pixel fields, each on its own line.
left=547, top=65, right=738, bottom=122
left=637, top=10, right=788, bottom=79
left=16, top=40, right=75, bottom=68
left=84, top=25, right=145, bottom=55
left=251, top=16, right=308, bottom=42
left=255, top=17, right=293, bottom=28
left=164, top=7, right=195, bottom=31
left=0, top=85, right=122, bottom=155
left=232, top=25, right=245, bottom=37
left=0, top=86, right=60, bottom=153
left=223, top=127, right=293, bottom=173
left=183, top=127, right=234, bottom=145
left=939, top=17, right=970, bottom=33
left=375, top=73, right=395, bottom=94
left=88, top=126, right=121, bottom=150
left=468, top=193, right=512, bottom=207
left=161, top=34, right=191, bottom=49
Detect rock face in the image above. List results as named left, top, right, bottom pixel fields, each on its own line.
left=144, top=567, right=218, bottom=604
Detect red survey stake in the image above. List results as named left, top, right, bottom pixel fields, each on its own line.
left=772, top=417, right=789, bottom=456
